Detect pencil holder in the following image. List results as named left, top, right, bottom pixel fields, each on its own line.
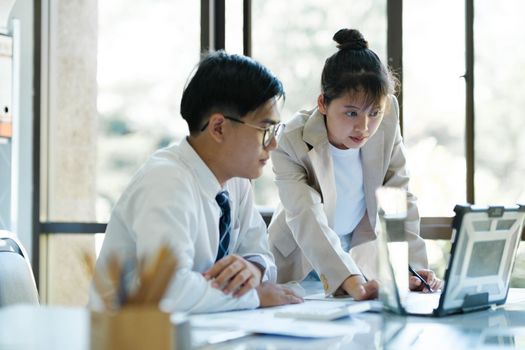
left=90, top=307, right=191, bottom=350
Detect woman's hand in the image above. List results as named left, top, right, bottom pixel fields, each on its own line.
left=409, top=269, right=443, bottom=292
left=341, top=274, right=380, bottom=300
left=257, top=282, right=304, bottom=307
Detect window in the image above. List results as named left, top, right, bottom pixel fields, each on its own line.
left=251, top=0, right=387, bottom=207
left=97, top=0, right=200, bottom=221
left=474, top=0, right=525, bottom=287
left=403, top=0, right=466, bottom=217
left=38, top=1, right=525, bottom=305
left=41, top=0, right=199, bottom=305
left=474, top=0, right=525, bottom=205
left=225, top=0, right=244, bottom=55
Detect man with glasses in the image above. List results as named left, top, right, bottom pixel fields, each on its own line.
left=91, top=51, right=302, bottom=313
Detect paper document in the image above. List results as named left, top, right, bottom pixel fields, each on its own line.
left=191, top=315, right=368, bottom=338
left=275, top=301, right=372, bottom=321
left=505, top=288, right=525, bottom=305
left=190, top=300, right=371, bottom=338
left=191, top=328, right=250, bottom=348
left=304, top=292, right=355, bottom=301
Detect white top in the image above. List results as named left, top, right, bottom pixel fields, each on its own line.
left=90, top=138, right=276, bottom=313
left=329, top=144, right=366, bottom=252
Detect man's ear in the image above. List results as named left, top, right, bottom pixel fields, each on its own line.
left=206, top=113, right=226, bottom=143
left=317, top=94, right=327, bottom=115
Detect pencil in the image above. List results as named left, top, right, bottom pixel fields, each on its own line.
left=81, top=251, right=113, bottom=310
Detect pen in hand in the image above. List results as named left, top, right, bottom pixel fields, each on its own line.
left=408, top=265, right=433, bottom=293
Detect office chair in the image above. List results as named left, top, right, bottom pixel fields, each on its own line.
left=0, top=230, right=39, bottom=306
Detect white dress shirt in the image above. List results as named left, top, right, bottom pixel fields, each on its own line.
left=90, top=138, right=276, bottom=313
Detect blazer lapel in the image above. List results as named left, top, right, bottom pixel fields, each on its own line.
left=303, top=109, right=337, bottom=227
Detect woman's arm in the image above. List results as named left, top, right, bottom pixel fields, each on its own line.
left=270, top=125, right=362, bottom=295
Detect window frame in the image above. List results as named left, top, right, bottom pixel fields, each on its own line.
left=32, top=0, right=522, bottom=294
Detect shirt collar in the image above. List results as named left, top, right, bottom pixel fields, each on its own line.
left=178, top=137, right=223, bottom=199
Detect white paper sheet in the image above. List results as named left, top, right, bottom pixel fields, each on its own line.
left=190, top=300, right=371, bottom=339
left=304, top=292, right=355, bottom=301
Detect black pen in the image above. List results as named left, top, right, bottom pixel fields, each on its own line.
left=408, top=265, right=433, bottom=293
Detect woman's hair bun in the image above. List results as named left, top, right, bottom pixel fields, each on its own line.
left=333, top=29, right=368, bottom=50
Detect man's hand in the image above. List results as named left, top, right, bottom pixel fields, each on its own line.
left=257, top=282, right=304, bottom=307
left=409, top=269, right=443, bottom=292
left=341, top=274, right=379, bottom=300
left=203, top=255, right=262, bottom=298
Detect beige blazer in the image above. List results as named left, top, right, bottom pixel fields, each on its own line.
left=268, top=95, right=428, bottom=295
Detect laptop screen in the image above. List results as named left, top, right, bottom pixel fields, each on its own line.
left=439, top=205, right=525, bottom=314
left=376, top=188, right=525, bottom=316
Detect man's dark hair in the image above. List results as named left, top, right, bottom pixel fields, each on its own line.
left=180, top=51, right=284, bottom=135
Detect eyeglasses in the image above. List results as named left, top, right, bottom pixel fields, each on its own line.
left=201, top=116, right=283, bottom=148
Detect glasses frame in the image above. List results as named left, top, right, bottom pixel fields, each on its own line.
left=201, top=115, right=283, bottom=148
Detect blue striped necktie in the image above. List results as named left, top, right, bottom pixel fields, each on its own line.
left=215, top=191, right=231, bottom=261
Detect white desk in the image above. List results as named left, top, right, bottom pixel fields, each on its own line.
left=191, top=283, right=525, bottom=349
left=1, top=286, right=525, bottom=349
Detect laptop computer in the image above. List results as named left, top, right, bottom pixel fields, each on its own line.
left=377, top=202, right=525, bottom=317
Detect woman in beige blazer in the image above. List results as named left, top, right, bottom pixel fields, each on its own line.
left=268, top=29, right=442, bottom=300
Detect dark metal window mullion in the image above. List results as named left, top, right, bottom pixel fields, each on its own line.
left=465, top=0, right=475, bottom=204
left=32, top=0, right=43, bottom=288
left=201, top=0, right=210, bottom=52
left=243, top=0, right=252, bottom=57
left=40, top=222, right=108, bottom=234
left=214, top=0, right=225, bottom=50
left=387, top=0, right=403, bottom=133
left=201, top=0, right=225, bottom=52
